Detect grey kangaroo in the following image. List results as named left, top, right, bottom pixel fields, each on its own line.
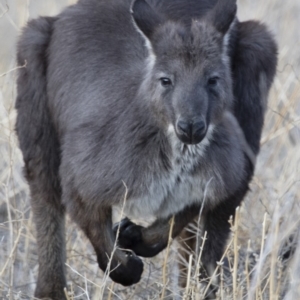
left=16, top=0, right=277, bottom=298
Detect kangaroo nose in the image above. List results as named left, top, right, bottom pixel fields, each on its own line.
left=176, top=120, right=192, bottom=137
left=175, top=119, right=207, bottom=145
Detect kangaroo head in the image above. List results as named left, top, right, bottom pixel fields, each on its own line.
left=132, top=0, right=236, bottom=145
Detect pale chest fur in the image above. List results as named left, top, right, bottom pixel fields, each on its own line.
left=123, top=125, right=223, bottom=219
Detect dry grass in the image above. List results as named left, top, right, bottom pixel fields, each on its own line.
left=0, top=0, right=299, bottom=299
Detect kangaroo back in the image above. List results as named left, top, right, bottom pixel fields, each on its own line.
left=231, top=21, right=277, bottom=155
left=16, top=17, right=67, bottom=299
left=16, top=16, right=60, bottom=192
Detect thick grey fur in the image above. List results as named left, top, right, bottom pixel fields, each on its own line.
left=15, top=0, right=277, bottom=299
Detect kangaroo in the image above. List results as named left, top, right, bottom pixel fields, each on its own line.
left=15, top=0, right=277, bottom=298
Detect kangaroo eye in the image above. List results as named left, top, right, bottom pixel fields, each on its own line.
left=160, top=77, right=172, bottom=87
left=208, top=77, right=219, bottom=86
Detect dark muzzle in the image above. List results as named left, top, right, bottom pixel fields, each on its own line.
left=175, top=118, right=207, bottom=145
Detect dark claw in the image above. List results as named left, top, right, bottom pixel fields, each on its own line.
left=113, top=217, right=132, bottom=235
left=113, top=218, right=165, bottom=257
left=108, top=255, right=143, bottom=286
left=113, top=218, right=144, bottom=250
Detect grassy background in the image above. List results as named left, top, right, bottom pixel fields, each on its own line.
left=0, top=0, right=299, bottom=299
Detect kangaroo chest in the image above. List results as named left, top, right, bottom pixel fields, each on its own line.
left=123, top=126, right=219, bottom=219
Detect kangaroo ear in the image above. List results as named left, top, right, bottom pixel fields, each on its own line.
left=131, top=0, right=163, bottom=40
left=207, top=0, right=237, bottom=34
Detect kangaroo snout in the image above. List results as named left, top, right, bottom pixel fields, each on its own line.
left=175, top=118, right=207, bottom=145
